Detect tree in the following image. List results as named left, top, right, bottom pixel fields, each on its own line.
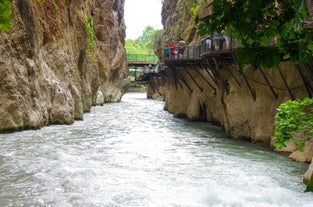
left=198, top=0, right=313, bottom=70
left=135, top=26, right=160, bottom=49
left=125, top=26, right=162, bottom=55
left=0, top=0, right=12, bottom=32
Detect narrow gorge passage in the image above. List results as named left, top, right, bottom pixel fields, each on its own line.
left=0, top=93, right=312, bottom=207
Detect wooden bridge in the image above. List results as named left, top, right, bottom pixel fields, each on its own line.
left=127, top=53, right=166, bottom=83
left=127, top=54, right=158, bottom=67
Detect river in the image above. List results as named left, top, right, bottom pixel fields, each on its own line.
left=0, top=93, right=312, bottom=207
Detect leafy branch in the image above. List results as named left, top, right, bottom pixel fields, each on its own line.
left=198, top=0, right=313, bottom=71
left=274, top=97, right=313, bottom=151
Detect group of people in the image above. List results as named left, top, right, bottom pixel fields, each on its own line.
left=164, top=31, right=232, bottom=60
left=203, top=30, right=231, bottom=52
left=165, top=38, right=187, bottom=59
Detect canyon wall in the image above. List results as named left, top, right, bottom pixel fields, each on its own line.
left=146, top=76, right=167, bottom=100
left=0, top=0, right=130, bottom=132
left=160, top=0, right=313, bottom=183
left=160, top=0, right=312, bottom=147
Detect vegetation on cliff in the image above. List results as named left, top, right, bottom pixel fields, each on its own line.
left=198, top=0, right=313, bottom=70
left=0, top=0, right=11, bottom=31
left=85, top=16, right=96, bottom=54
left=162, top=0, right=206, bottom=43
left=274, top=98, right=313, bottom=151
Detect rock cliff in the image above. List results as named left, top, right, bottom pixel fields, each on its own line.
left=0, top=0, right=130, bottom=132
left=160, top=0, right=313, bottom=183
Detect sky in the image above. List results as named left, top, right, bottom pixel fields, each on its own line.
left=124, top=0, right=163, bottom=40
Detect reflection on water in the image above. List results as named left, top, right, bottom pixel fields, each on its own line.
left=0, top=93, right=312, bottom=207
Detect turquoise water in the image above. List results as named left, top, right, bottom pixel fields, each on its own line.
left=0, top=93, right=312, bottom=207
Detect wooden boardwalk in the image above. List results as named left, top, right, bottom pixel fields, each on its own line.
left=163, top=40, right=313, bottom=100
left=164, top=42, right=237, bottom=73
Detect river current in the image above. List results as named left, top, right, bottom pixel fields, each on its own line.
left=0, top=93, right=312, bottom=207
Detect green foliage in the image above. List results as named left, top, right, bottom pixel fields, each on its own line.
left=129, top=71, right=136, bottom=77
left=236, top=47, right=281, bottom=71
left=198, top=0, right=313, bottom=70
left=0, top=0, right=12, bottom=32
left=125, top=26, right=160, bottom=60
left=127, top=54, right=158, bottom=62
left=130, top=82, right=144, bottom=88
left=188, top=0, right=205, bottom=19
left=189, top=5, right=200, bottom=20
left=274, top=97, right=313, bottom=151
left=305, top=180, right=313, bottom=192
left=53, top=0, right=59, bottom=10
left=85, top=16, right=96, bottom=54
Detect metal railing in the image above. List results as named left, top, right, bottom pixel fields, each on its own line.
left=164, top=34, right=239, bottom=60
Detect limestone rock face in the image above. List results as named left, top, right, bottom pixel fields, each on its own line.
left=146, top=76, right=167, bottom=100
left=288, top=139, right=313, bottom=163
left=163, top=63, right=308, bottom=143
left=161, top=0, right=310, bottom=143
left=0, top=0, right=130, bottom=132
left=304, top=160, right=313, bottom=185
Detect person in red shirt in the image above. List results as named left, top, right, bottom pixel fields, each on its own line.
left=169, top=41, right=176, bottom=59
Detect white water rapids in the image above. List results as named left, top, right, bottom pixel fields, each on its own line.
left=0, top=93, right=312, bottom=207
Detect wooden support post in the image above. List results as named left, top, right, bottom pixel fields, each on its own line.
left=231, top=52, right=256, bottom=100
left=277, top=66, right=295, bottom=100
left=307, top=58, right=313, bottom=81
left=225, top=64, right=241, bottom=87
left=212, top=57, right=230, bottom=93
left=172, top=69, right=179, bottom=90
left=184, top=67, right=203, bottom=92
left=242, top=72, right=256, bottom=100
left=204, top=68, right=219, bottom=86
left=177, top=74, right=192, bottom=92
left=212, top=57, right=219, bottom=70
left=199, top=60, right=219, bottom=86
left=259, top=67, right=278, bottom=100
left=167, top=63, right=178, bottom=90
left=302, top=60, right=313, bottom=83
left=194, top=69, right=216, bottom=92
left=296, top=63, right=313, bottom=98
left=209, top=58, right=222, bottom=81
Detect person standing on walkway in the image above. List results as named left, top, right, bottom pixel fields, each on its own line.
left=205, top=37, right=212, bottom=52
left=178, top=38, right=186, bottom=59
left=165, top=45, right=170, bottom=59
left=169, top=41, right=176, bottom=59
left=222, top=29, right=230, bottom=49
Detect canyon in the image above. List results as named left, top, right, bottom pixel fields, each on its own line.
left=0, top=0, right=312, bottom=187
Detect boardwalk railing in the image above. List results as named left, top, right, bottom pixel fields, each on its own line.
left=164, top=34, right=239, bottom=60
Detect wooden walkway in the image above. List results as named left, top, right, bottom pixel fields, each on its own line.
left=163, top=40, right=313, bottom=100
left=165, top=50, right=235, bottom=70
